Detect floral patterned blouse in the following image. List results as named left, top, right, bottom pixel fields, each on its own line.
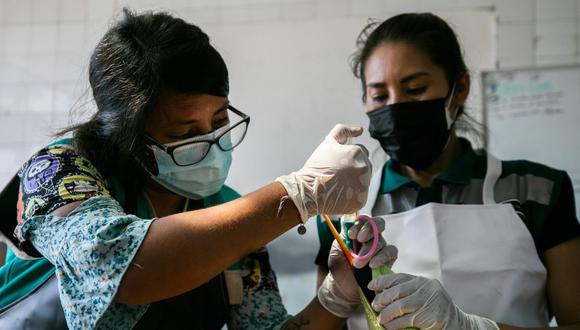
left=15, top=141, right=291, bottom=329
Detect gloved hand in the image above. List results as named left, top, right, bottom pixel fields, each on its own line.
left=318, top=216, right=398, bottom=318
left=369, top=274, right=500, bottom=330
left=276, top=124, right=372, bottom=222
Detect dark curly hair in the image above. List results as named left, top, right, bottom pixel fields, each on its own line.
left=60, top=8, right=229, bottom=182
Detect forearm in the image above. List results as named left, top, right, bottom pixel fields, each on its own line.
left=117, top=182, right=300, bottom=304
left=280, top=298, right=345, bottom=330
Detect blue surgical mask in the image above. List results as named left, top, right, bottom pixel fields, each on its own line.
left=141, top=127, right=233, bottom=200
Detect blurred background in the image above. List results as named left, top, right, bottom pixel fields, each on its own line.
left=0, top=0, right=579, bottom=315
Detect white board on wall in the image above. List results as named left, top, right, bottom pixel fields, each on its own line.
left=483, top=65, right=580, bottom=218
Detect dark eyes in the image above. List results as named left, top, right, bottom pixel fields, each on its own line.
left=172, top=119, right=230, bottom=140
left=170, top=133, right=192, bottom=140
left=371, top=87, right=427, bottom=103
left=372, top=95, right=388, bottom=103
left=407, top=87, right=427, bottom=95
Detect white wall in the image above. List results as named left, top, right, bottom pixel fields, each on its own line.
left=209, top=11, right=495, bottom=195
left=3, top=0, right=580, bottom=187
left=0, top=0, right=579, bottom=315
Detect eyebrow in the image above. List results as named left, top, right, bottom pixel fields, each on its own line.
left=366, top=72, right=432, bottom=89
left=174, top=102, right=229, bottom=126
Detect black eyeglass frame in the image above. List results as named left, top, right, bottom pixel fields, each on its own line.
left=144, top=105, right=250, bottom=166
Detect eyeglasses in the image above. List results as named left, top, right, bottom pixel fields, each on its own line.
left=145, top=105, right=250, bottom=166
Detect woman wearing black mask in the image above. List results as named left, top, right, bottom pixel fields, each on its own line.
left=315, top=13, right=580, bottom=330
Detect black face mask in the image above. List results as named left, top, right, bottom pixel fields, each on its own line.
left=367, top=97, right=456, bottom=170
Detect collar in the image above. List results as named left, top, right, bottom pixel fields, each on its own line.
left=379, top=138, right=481, bottom=194
left=379, top=160, right=416, bottom=194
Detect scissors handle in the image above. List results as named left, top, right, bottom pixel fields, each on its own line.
left=347, top=214, right=380, bottom=262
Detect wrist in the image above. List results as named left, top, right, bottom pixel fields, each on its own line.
left=455, top=307, right=500, bottom=330
left=317, top=274, right=359, bottom=319
left=472, top=315, right=499, bottom=330
left=275, top=173, right=309, bottom=222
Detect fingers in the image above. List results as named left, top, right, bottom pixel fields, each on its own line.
left=369, top=244, right=398, bottom=269
left=329, top=239, right=349, bottom=259
left=352, top=238, right=385, bottom=268
left=379, top=314, right=415, bottom=329
left=372, top=277, right=417, bottom=311
left=348, top=216, right=394, bottom=269
left=379, top=309, right=416, bottom=329
left=368, top=273, right=415, bottom=292
left=355, top=143, right=370, bottom=159
left=327, top=240, right=358, bottom=294
left=368, top=275, right=423, bottom=328
left=348, top=216, right=385, bottom=243
left=327, top=124, right=364, bottom=144
left=328, top=240, right=352, bottom=272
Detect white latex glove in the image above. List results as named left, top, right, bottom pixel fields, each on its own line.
left=276, top=124, right=372, bottom=222
left=369, top=274, right=500, bottom=330
left=318, top=217, right=398, bottom=318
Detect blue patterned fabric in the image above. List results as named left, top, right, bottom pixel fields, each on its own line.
left=23, top=196, right=152, bottom=329
left=7, top=141, right=292, bottom=329
left=229, top=247, right=291, bottom=329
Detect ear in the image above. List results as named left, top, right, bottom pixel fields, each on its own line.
left=453, top=71, right=470, bottom=108
left=447, top=72, right=470, bottom=120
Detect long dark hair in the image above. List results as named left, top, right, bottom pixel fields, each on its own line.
left=351, top=13, right=484, bottom=146
left=60, top=8, right=229, bottom=182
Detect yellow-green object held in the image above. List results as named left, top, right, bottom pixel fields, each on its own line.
left=359, top=287, right=384, bottom=330
left=359, top=265, right=417, bottom=330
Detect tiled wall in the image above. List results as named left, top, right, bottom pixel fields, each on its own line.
left=1, top=0, right=579, bottom=186
left=0, top=0, right=579, bottom=313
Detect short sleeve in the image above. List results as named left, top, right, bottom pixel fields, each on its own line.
left=15, top=143, right=110, bottom=242
left=227, top=247, right=291, bottom=329
left=539, top=173, right=580, bottom=252
left=23, top=196, right=154, bottom=329
left=15, top=143, right=155, bottom=329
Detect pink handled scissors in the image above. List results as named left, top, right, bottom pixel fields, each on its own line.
left=348, top=214, right=380, bottom=262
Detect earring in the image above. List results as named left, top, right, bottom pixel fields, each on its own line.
left=297, top=223, right=306, bottom=235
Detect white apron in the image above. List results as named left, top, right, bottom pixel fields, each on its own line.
left=349, top=153, right=549, bottom=329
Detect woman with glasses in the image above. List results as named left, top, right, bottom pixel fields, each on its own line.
left=0, top=9, right=392, bottom=330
